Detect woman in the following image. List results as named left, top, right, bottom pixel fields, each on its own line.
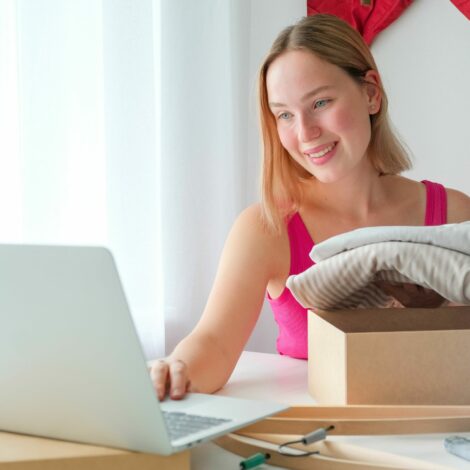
left=151, top=14, right=470, bottom=400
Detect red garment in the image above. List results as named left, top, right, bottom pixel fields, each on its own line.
left=450, top=0, right=470, bottom=20
left=307, top=0, right=413, bottom=45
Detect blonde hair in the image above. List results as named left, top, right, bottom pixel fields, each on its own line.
left=259, top=14, right=412, bottom=232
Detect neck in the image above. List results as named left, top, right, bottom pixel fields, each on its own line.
left=304, top=166, right=387, bottom=225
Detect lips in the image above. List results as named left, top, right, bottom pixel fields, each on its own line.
left=304, top=142, right=337, bottom=159
left=304, top=141, right=338, bottom=166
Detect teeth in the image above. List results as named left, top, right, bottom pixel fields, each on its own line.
left=308, top=143, right=335, bottom=159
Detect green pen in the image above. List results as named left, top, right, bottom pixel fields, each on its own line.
left=239, top=452, right=271, bottom=469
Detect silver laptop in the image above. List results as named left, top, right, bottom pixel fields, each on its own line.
left=0, top=244, right=287, bottom=455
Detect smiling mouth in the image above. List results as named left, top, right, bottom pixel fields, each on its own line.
left=306, top=142, right=337, bottom=159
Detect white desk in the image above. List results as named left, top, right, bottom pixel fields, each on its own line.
left=191, top=351, right=470, bottom=469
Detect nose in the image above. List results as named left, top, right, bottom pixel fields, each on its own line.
left=298, top=114, right=321, bottom=143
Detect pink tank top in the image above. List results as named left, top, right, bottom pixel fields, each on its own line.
left=267, top=180, right=448, bottom=359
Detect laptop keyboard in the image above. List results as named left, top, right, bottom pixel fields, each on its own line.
left=162, top=410, right=232, bottom=441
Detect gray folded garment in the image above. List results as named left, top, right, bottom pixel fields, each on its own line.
left=287, top=241, right=470, bottom=310
left=310, top=221, right=470, bottom=262
left=444, top=436, right=470, bottom=461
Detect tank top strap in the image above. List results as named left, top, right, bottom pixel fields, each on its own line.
left=286, top=212, right=315, bottom=275
left=421, top=180, right=447, bottom=225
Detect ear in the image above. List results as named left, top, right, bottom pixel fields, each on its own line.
left=363, top=70, right=382, bottom=115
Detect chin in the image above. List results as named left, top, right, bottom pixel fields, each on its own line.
left=310, top=172, right=344, bottom=184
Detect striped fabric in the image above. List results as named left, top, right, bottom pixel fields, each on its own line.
left=287, top=224, right=470, bottom=310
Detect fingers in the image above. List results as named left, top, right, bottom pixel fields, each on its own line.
left=150, top=359, right=190, bottom=401
left=150, top=360, right=170, bottom=401
left=168, top=360, right=189, bottom=400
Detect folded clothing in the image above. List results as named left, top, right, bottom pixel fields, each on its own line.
left=287, top=240, right=470, bottom=310
left=310, top=221, right=470, bottom=263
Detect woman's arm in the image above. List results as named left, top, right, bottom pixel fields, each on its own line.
left=447, top=187, right=470, bottom=223
left=151, top=205, right=283, bottom=400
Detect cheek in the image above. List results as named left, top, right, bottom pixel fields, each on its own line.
left=277, top=125, right=307, bottom=167
left=277, top=124, right=296, bottom=151
left=330, top=107, right=358, bottom=132
left=332, top=106, right=371, bottom=144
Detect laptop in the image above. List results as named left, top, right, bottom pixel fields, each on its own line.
left=0, top=244, right=287, bottom=455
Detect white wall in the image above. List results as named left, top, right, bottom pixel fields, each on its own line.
left=372, top=0, right=470, bottom=192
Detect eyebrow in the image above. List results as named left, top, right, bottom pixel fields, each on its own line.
left=269, top=85, right=334, bottom=108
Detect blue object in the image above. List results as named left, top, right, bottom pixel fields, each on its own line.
left=444, top=436, right=470, bottom=461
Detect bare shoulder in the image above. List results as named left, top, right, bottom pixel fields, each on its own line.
left=230, top=204, right=286, bottom=252
left=228, top=204, right=288, bottom=277
left=446, top=187, right=470, bottom=223
left=232, top=204, right=285, bottom=242
left=234, top=204, right=265, bottom=229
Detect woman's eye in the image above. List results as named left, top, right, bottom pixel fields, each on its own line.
left=314, top=99, right=330, bottom=109
left=278, top=112, right=292, bottom=120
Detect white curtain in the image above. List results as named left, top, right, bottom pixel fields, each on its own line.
left=158, top=0, right=306, bottom=354
left=0, top=0, right=305, bottom=359
left=0, top=0, right=163, bottom=358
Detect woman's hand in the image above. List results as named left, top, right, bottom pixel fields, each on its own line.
left=375, top=281, right=448, bottom=308
left=150, top=358, right=192, bottom=401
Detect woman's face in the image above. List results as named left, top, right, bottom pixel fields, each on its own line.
left=266, top=49, right=380, bottom=184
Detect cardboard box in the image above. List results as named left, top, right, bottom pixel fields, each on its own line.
left=308, top=306, right=470, bottom=405
left=0, top=431, right=189, bottom=470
